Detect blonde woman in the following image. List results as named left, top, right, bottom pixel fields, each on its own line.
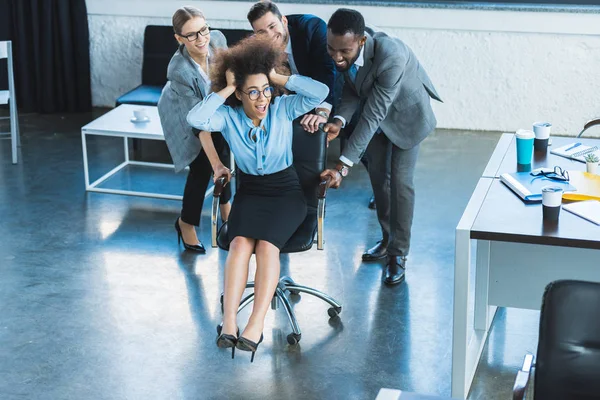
left=158, top=6, right=231, bottom=253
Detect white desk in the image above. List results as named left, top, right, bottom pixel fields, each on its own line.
left=451, top=135, right=600, bottom=399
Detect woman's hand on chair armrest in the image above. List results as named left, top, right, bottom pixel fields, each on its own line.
left=212, top=162, right=231, bottom=184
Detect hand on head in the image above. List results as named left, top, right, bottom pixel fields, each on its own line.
left=226, top=69, right=236, bottom=88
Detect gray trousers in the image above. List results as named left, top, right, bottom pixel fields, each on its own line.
left=363, top=132, right=420, bottom=258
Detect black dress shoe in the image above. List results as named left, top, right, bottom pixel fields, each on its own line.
left=368, top=195, right=376, bottom=210
left=385, top=256, right=406, bottom=285
left=362, top=240, right=388, bottom=261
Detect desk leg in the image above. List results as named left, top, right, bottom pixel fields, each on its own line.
left=453, top=238, right=497, bottom=399
left=474, top=240, right=497, bottom=331
left=81, top=130, right=90, bottom=189
left=452, top=229, right=471, bottom=399
left=124, top=136, right=129, bottom=163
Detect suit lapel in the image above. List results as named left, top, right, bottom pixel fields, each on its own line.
left=287, top=16, right=307, bottom=76
left=182, top=45, right=210, bottom=97
left=355, top=32, right=374, bottom=94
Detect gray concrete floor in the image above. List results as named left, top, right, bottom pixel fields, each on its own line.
left=0, top=110, right=539, bottom=399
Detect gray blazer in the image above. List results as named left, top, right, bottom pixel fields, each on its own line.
left=157, top=30, right=227, bottom=172
left=337, top=27, right=442, bottom=164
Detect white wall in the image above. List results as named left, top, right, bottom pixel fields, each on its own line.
left=86, top=0, right=600, bottom=136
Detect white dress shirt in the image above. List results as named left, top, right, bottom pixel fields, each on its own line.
left=333, top=46, right=365, bottom=167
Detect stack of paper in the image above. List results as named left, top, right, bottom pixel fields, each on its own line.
left=563, top=200, right=600, bottom=225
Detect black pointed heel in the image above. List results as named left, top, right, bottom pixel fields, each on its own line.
left=175, top=219, right=206, bottom=253
left=236, top=333, right=264, bottom=363
left=216, top=325, right=240, bottom=359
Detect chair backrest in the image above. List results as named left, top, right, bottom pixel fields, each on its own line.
left=291, top=121, right=328, bottom=211
left=140, top=26, right=252, bottom=87
left=141, top=26, right=178, bottom=86
left=534, top=280, right=600, bottom=399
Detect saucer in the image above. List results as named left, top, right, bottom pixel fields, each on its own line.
left=131, top=116, right=150, bottom=123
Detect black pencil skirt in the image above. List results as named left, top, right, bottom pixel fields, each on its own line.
left=227, top=166, right=307, bottom=249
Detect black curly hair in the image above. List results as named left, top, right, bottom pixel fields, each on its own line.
left=210, top=36, right=287, bottom=107
left=327, top=8, right=365, bottom=37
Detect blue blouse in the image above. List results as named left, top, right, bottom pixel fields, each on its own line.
left=187, top=75, right=329, bottom=175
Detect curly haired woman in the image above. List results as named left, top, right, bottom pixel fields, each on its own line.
left=187, top=36, right=328, bottom=362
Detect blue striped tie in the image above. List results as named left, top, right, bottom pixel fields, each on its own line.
left=347, top=64, right=358, bottom=85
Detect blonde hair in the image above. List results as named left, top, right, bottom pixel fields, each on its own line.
left=172, top=6, right=205, bottom=34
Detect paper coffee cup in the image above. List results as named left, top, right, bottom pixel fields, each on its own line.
left=542, top=186, right=563, bottom=222
left=532, top=122, right=551, bottom=139
left=533, top=122, right=551, bottom=151
left=515, top=129, right=535, bottom=165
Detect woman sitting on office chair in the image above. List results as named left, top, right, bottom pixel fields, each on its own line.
left=187, top=36, right=328, bottom=361
left=157, top=6, right=232, bottom=254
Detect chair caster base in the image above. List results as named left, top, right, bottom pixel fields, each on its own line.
left=328, top=306, right=342, bottom=318
left=287, top=333, right=301, bottom=345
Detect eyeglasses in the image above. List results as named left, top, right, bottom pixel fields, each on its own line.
left=180, top=25, right=210, bottom=42
left=530, top=166, right=570, bottom=182
left=239, top=87, right=274, bottom=101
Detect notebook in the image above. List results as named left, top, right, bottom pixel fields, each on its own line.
left=500, top=172, right=576, bottom=203
left=550, top=142, right=600, bottom=163
left=562, top=171, right=600, bottom=202
left=563, top=200, right=600, bottom=225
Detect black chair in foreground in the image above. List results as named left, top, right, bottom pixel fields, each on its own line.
left=212, top=123, right=342, bottom=345
left=513, top=280, right=600, bottom=400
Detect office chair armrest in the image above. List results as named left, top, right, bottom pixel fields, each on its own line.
left=211, top=176, right=228, bottom=248
left=317, top=176, right=333, bottom=199
left=317, top=176, right=332, bottom=250
left=512, top=353, right=534, bottom=400
left=577, top=118, right=600, bottom=138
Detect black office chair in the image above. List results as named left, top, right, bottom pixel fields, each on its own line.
left=513, top=280, right=600, bottom=400
left=212, top=122, right=342, bottom=345
left=577, top=118, right=600, bottom=138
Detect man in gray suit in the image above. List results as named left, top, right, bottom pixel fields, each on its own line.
left=321, top=8, right=442, bottom=285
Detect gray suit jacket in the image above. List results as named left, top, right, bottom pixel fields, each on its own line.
left=337, top=28, right=442, bottom=165
left=157, top=30, right=227, bottom=172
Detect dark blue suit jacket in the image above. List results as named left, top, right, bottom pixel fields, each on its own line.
left=287, top=14, right=337, bottom=109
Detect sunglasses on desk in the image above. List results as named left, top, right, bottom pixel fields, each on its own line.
left=530, top=166, right=570, bottom=182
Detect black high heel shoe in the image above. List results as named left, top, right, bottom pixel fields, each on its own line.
left=236, top=333, right=264, bottom=363
left=216, top=326, right=240, bottom=359
left=175, top=219, right=205, bottom=253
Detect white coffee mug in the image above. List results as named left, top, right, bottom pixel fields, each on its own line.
left=133, top=108, right=148, bottom=121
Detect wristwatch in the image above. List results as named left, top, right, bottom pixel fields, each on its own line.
left=316, top=110, right=329, bottom=119
left=335, top=163, right=349, bottom=177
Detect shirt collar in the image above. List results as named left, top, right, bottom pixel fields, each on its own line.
left=190, top=51, right=210, bottom=68
left=285, top=38, right=293, bottom=56
left=354, top=45, right=365, bottom=68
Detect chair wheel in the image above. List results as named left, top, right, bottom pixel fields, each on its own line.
left=216, top=325, right=222, bottom=335
left=328, top=307, right=342, bottom=318
left=287, top=333, right=301, bottom=345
